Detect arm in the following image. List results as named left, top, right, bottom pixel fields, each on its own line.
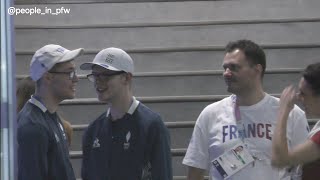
left=81, top=128, right=91, bottom=180
left=150, top=118, right=173, bottom=180
left=18, top=124, right=49, bottom=180
left=272, top=86, right=320, bottom=167
left=187, top=166, right=205, bottom=180
left=183, top=112, right=209, bottom=180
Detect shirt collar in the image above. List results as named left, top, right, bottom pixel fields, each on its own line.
left=106, top=96, right=140, bottom=117
left=29, top=95, right=48, bottom=113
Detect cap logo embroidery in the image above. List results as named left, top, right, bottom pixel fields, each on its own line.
left=105, top=53, right=114, bottom=64
left=56, top=47, right=65, bottom=53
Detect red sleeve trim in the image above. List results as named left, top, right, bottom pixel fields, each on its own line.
left=311, top=131, right=320, bottom=145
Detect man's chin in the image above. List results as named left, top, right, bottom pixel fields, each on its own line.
left=227, top=87, right=235, bottom=94
left=98, top=95, right=109, bottom=102
left=64, top=94, right=76, bottom=100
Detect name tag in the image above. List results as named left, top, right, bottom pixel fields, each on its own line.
left=212, top=143, right=254, bottom=179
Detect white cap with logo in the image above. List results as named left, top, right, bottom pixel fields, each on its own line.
left=30, top=44, right=84, bottom=81
left=80, top=47, right=134, bottom=73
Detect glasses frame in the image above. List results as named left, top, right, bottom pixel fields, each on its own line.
left=86, top=71, right=125, bottom=82
left=49, top=70, right=77, bottom=80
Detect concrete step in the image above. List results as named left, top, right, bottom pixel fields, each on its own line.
left=48, top=69, right=302, bottom=98
left=58, top=95, right=220, bottom=124
left=57, top=92, right=306, bottom=126
left=14, top=0, right=320, bottom=27
left=70, top=118, right=318, bottom=151
left=70, top=122, right=194, bottom=151
left=15, top=47, right=320, bottom=75
left=70, top=149, right=188, bottom=177
left=15, top=21, right=320, bottom=52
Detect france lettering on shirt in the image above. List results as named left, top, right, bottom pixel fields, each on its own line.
left=222, top=123, right=272, bottom=142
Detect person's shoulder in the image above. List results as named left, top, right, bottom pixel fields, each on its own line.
left=87, top=112, right=108, bottom=129
left=18, top=103, right=47, bottom=129
left=17, top=117, right=48, bottom=140
left=83, top=112, right=107, bottom=141
left=266, top=94, right=304, bottom=111
left=263, top=94, right=279, bottom=104
left=202, top=96, right=232, bottom=113
left=85, top=112, right=109, bottom=135
left=133, top=103, right=166, bottom=130
left=135, top=103, right=162, bottom=120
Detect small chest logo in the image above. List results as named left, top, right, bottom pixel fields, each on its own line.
left=54, top=133, right=60, bottom=143
left=123, top=131, right=131, bottom=150
left=92, top=137, right=100, bottom=148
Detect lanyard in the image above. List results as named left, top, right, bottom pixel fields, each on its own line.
left=232, top=95, right=266, bottom=166
left=232, top=95, right=246, bottom=142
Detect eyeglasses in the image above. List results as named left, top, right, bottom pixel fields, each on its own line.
left=86, top=71, right=125, bottom=82
left=49, top=70, right=77, bottom=80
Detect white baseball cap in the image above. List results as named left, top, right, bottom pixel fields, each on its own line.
left=80, top=47, right=134, bottom=73
left=30, top=44, right=84, bottom=81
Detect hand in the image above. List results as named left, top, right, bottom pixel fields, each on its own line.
left=279, top=85, right=297, bottom=113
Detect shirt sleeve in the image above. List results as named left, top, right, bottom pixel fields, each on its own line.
left=149, top=117, right=173, bottom=180
left=182, top=121, right=209, bottom=170
left=311, top=131, right=320, bottom=145
left=18, top=123, right=49, bottom=180
left=182, top=110, right=209, bottom=170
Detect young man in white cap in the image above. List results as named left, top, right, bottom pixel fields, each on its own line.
left=80, top=47, right=172, bottom=180
left=17, top=44, right=84, bottom=180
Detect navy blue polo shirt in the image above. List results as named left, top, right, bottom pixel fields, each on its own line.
left=17, top=97, right=75, bottom=180
left=81, top=97, right=172, bottom=180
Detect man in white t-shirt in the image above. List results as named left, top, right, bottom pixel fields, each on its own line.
left=182, top=39, right=309, bottom=180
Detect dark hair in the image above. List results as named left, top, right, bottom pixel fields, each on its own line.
left=303, top=62, right=320, bottom=95
left=225, top=39, right=266, bottom=78
left=16, top=76, right=35, bottom=112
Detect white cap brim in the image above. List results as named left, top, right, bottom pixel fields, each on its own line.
left=80, top=62, right=121, bottom=71
left=59, top=48, right=84, bottom=63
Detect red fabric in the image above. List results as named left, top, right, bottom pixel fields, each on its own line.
left=311, top=131, right=320, bottom=145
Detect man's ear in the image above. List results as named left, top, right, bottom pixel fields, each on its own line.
left=42, top=72, right=53, bottom=84
left=255, top=64, right=263, bottom=75
left=123, top=73, right=133, bottom=84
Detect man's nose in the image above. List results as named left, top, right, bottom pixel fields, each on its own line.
left=72, top=74, right=79, bottom=82
left=223, top=68, right=232, bottom=77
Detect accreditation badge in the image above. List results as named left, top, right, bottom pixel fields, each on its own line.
left=212, top=143, right=254, bottom=179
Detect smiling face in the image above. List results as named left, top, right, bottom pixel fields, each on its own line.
left=91, top=65, right=127, bottom=102
left=222, top=49, right=261, bottom=95
left=49, top=60, right=78, bottom=101
left=298, top=77, right=320, bottom=118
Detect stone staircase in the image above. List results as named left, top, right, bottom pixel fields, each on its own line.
left=14, top=0, right=320, bottom=179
